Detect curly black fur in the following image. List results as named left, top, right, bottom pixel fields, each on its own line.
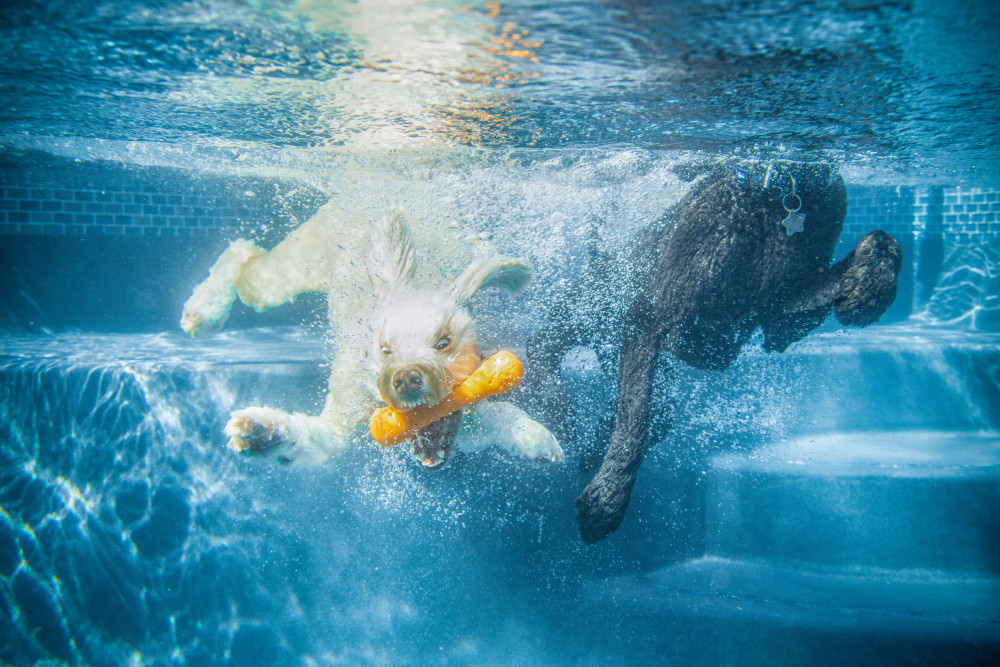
left=529, top=161, right=902, bottom=544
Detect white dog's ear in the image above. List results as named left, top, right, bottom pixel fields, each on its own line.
left=369, top=209, right=416, bottom=298
left=450, top=256, right=532, bottom=305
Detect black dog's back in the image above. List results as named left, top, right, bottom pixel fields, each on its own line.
left=641, top=161, right=847, bottom=370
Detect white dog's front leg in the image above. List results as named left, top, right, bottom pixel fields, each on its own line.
left=455, top=402, right=564, bottom=463
left=225, top=406, right=348, bottom=467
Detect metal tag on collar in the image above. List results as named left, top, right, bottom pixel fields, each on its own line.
left=780, top=176, right=805, bottom=236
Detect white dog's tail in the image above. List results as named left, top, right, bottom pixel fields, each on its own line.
left=369, top=209, right=416, bottom=297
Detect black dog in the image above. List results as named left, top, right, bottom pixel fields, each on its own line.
left=529, top=161, right=902, bottom=543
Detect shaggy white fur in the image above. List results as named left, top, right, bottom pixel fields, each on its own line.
left=181, top=204, right=562, bottom=468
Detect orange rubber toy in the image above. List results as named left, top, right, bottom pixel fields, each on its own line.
left=370, top=351, right=524, bottom=447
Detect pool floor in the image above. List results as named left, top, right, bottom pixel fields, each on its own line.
left=1, top=326, right=998, bottom=665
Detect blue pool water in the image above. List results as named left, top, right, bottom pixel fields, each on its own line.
left=1, top=1, right=999, bottom=665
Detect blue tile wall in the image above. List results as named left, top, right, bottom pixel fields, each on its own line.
left=927, top=187, right=1000, bottom=242
left=4, top=151, right=997, bottom=243
left=0, top=151, right=325, bottom=239
left=842, top=185, right=916, bottom=245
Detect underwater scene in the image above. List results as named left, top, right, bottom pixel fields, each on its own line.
left=1, top=1, right=998, bottom=665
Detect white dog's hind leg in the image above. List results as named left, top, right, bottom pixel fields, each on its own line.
left=225, top=406, right=348, bottom=466
left=182, top=203, right=365, bottom=335
left=456, top=401, right=564, bottom=463
left=181, top=239, right=267, bottom=335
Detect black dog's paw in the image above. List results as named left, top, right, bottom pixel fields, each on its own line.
left=834, top=230, right=903, bottom=327
left=575, top=473, right=634, bottom=544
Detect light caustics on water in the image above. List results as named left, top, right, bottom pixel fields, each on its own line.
left=0, top=329, right=599, bottom=664
left=5, top=0, right=547, bottom=152
left=0, top=0, right=997, bottom=182
left=161, top=0, right=543, bottom=148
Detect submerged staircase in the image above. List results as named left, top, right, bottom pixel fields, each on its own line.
left=589, top=429, right=1000, bottom=664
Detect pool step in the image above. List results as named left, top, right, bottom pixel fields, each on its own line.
left=586, top=556, right=1000, bottom=664
left=708, top=430, right=1000, bottom=573
left=582, top=429, right=1000, bottom=663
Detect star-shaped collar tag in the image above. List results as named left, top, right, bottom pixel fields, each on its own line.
left=781, top=211, right=806, bottom=236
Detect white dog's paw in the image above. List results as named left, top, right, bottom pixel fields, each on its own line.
left=180, top=277, right=235, bottom=335
left=224, top=406, right=346, bottom=466
left=225, top=407, right=288, bottom=456
left=510, top=419, right=564, bottom=464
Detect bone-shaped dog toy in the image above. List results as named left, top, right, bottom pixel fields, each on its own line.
left=370, top=351, right=524, bottom=447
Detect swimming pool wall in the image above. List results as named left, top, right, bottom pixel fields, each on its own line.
left=0, top=150, right=329, bottom=332
left=1, top=149, right=998, bottom=332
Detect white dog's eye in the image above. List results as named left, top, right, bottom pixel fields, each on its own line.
left=381, top=345, right=392, bottom=356
left=434, top=335, right=451, bottom=350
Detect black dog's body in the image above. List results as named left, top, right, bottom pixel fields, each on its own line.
left=530, top=161, right=902, bottom=544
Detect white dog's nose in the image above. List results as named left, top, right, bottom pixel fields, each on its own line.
left=392, top=369, right=424, bottom=396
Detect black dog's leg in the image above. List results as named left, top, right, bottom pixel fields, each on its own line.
left=575, top=309, right=662, bottom=544
left=832, top=230, right=903, bottom=326
left=763, top=230, right=903, bottom=352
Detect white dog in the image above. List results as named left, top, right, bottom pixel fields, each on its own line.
left=181, top=203, right=563, bottom=469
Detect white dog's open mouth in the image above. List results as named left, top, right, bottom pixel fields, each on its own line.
left=410, top=436, right=453, bottom=470
left=406, top=411, right=461, bottom=471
